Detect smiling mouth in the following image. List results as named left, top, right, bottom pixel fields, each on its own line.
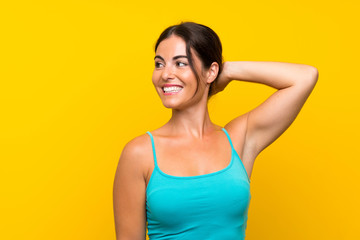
left=162, top=86, right=183, bottom=94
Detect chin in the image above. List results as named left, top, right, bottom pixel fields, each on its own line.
left=163, top=103, right=180, bottom=109
left=162, top=101, right=183, bottom=110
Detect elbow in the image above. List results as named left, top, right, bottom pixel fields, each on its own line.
left=300, top=65, right=318, bottom=88
left=308, top=66, right=319, bottom=85
left=293, top=65, right=319, bottom=89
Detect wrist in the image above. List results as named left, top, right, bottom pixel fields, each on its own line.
left=225, top=61, right=247, bottom=82
left=221, top=61, right=233, bottom=83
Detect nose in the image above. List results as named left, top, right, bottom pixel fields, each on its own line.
left=161, top=64, right=175, bottom=81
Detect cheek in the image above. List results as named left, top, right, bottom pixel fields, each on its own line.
left=152, top=71, right=159, bottom=84
left=180, top=70, right=197, bottom=83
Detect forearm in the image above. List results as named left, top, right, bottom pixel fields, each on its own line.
left=223, top=61, right=318, bottom=90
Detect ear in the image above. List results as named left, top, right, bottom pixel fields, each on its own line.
left=206, top=62, right=219, bottom=84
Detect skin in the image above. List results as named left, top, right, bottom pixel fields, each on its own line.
left=113, top=34, right=319, bottom=239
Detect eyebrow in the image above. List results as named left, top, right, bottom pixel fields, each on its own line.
left=154, top=55, right=188, bottom=61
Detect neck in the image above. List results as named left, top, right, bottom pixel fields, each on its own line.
left=166, top=101, right=216, bottom=139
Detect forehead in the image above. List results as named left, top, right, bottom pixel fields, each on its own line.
left=155, top=35, right=186, bottom=57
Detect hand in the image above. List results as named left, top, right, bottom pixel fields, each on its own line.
left=212, top=62, right=231, bottom=95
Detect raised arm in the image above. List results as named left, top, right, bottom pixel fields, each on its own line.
left=218, top=61, right=318, bottom=162
left=113, top=138, right=147, bottom=240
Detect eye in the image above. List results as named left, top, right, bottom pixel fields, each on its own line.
left=176, top=61, right=188, bottom=67
left=155, top=61, right=164, bottom=68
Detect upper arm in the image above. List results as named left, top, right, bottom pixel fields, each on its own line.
left=246, top=66, right=319, bottom=155
left=226, top=66, right=318, bottom=161
left=113, top=138, right=147, bottom=240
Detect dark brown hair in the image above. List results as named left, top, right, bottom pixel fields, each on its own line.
left=154, top=22, right=223, bottom=101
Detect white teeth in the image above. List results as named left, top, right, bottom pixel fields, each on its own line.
left=163, top=86, right=183, bottom=93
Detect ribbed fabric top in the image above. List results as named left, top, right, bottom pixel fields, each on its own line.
left=145, top=128, right=251, bottom=240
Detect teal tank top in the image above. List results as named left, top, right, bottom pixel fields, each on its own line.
left=145, top=127, right=251, bottom=240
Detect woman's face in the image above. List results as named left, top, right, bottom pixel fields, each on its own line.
left=152, top=35, right=208, bottom=109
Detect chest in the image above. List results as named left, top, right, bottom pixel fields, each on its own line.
left=146, top=133, right=234, bottom=182
left=161, top=145, right=232, bottom=175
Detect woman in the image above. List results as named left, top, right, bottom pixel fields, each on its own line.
left=113, top=22, right=318, bottom=240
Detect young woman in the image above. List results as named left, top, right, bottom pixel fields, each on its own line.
left=113, top=22, right=318, bottom=240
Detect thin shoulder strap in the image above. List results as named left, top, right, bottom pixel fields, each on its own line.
left=146, top=131, right=158, bottom=168
left=222, top=127, right=251, bottom=183
left=222, top=127, right=235, bottom=150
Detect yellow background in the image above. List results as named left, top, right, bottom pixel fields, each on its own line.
left=1, top=0, right=359, bottom=239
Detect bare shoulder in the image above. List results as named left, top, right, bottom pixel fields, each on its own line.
left=122, top=133, right=152, bottom=158
left=113, top=133, right=151, bottom=239
left=117, top=133, right=153, bottom=180
left=223, top=113, right=249, bottom=156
